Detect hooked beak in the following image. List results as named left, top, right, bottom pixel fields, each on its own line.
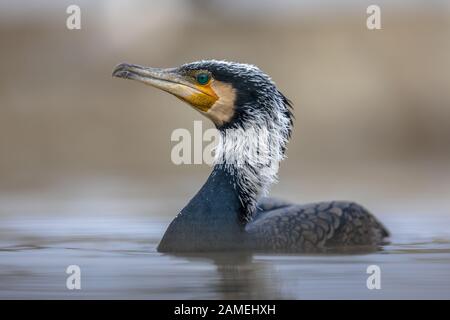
left=112, top=63, right=218, bottom=112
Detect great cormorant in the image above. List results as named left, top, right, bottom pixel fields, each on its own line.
left=112, top=60, right=389, bottom=253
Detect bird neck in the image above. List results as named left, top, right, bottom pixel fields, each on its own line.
left=183, top=165, right=244, bottom=224
left=177, top=119, right=287, bottom=224
left=213, top=119, right=288, bottom=222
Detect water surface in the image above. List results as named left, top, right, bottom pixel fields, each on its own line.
left=1, top=189, right=450, bottom=299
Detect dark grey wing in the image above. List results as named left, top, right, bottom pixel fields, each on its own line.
left=246, top=198, right=389, bottom=253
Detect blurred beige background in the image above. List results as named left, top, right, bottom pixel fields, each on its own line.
left=1, top=0, right=449, bottom=214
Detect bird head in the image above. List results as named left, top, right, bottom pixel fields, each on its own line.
left=113, top=60, right=294, bottom=221
left=112, top=60, right=293, bottom=130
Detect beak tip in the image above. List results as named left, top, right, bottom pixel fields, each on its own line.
left=112, top=63, right=131, bottom=78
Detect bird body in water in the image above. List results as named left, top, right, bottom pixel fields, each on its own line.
left=113, top=60, right=389, bottom=253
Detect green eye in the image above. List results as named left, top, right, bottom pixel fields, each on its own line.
left=196, top=73, right=210, bottom=85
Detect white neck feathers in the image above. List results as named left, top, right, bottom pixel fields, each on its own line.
left=213, top=112, right=291, bottom=219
